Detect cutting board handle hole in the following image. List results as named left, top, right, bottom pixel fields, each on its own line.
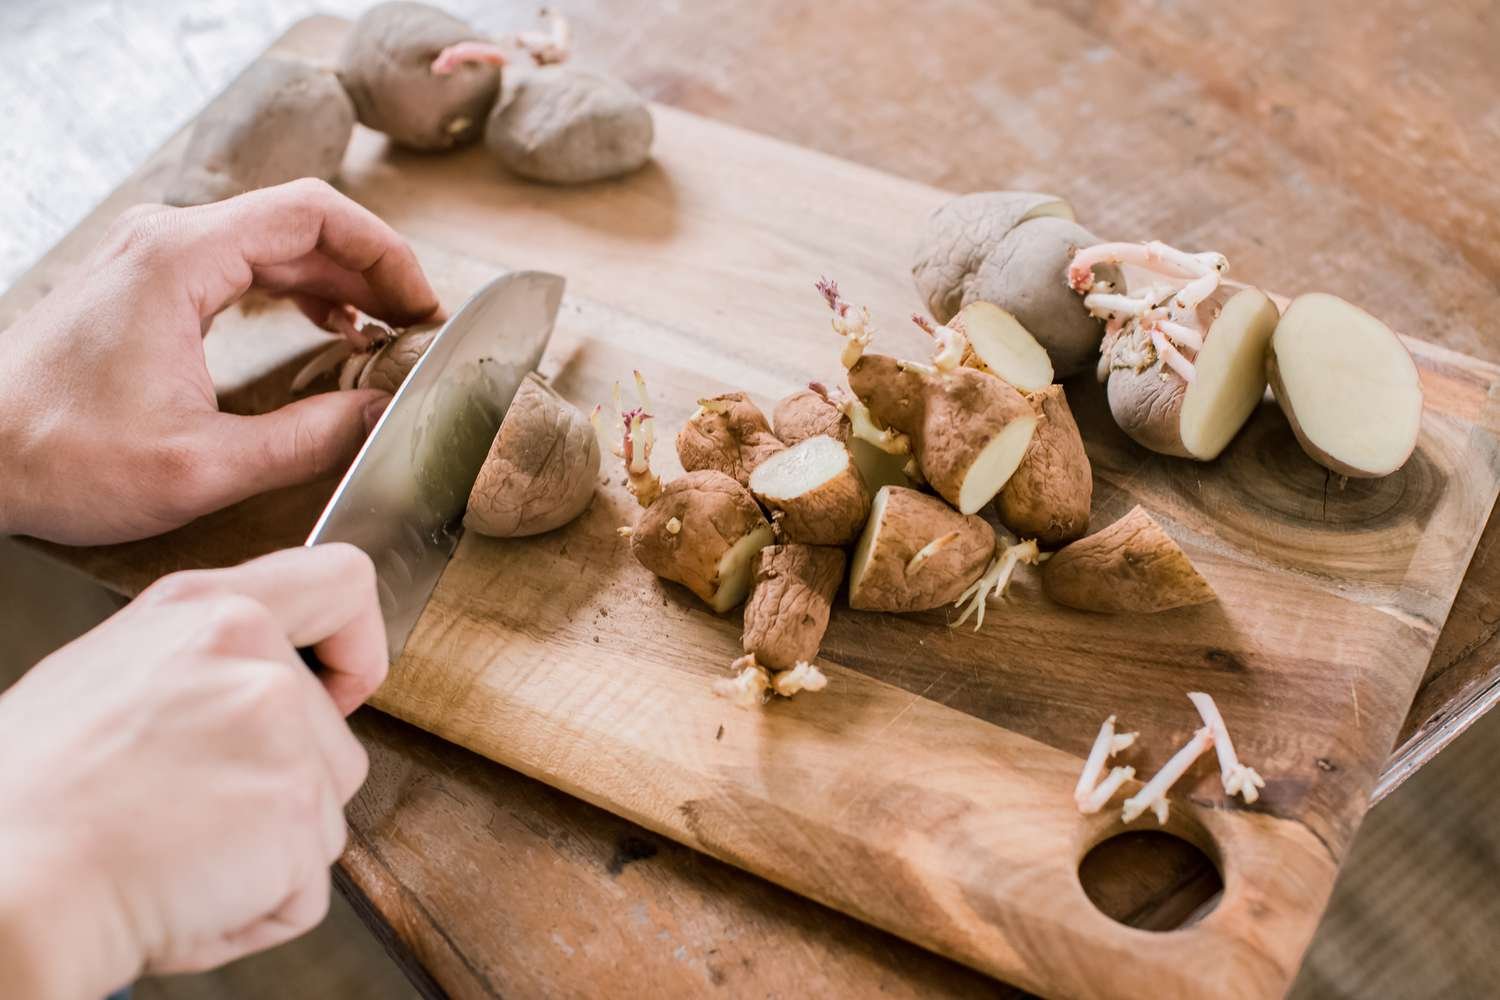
left=1077, top=830, right=1223, bottom=932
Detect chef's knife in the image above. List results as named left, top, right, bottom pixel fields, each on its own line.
left=305, top=270, right=565, bottom=661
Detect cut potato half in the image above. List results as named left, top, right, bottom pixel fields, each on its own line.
left=952, top=301, right=1054, bottom=391
left=708, top=524, right=776, bottom=613
left=956, top=416, right=1037, bottom=515
left=749, top=435, right=870, bottom=545
left=849, top=486, right=995, bottom=612
left=1178, top=286, right=1281, bottom=459
left=1267, top=293, right=1423, bottom=478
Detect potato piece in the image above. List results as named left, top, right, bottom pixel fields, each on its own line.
left=465, top=374, right=599, bottom=537
left=485, top=67, right=653, bottom=184
left=1267, top=293, right=1423, bottom=478
left=1106, top=286, right=1280, bottom=460
left=677, top=392, right=785, bottom=487
left=949, top=301, right=1054, bottom=392
left=631, top=470, right=773, bottom=612
left=740, top=544, right=846, bottom=670
left=1042, top=505, right=1215, bottom=614
left=773, top=389, right=910, bottom=492
left=337, top=1, right=499, bottom=151
left=849, top=355, right=1036, bottom=514
left=749, top=435, right=870, bottom=545
left=912, top=191, right=1076, bottom=322
left=166, top=58, right=355, bottom=207
left=996, top=385, right=1092, bottom=546
left=355, top=324, right=439, bottom=393
left=849, top=487, right=996, bottom=612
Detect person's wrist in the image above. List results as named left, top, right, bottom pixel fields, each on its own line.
left=0, top=790, right=140, bottom=998
left=0, top=400, right=45, bottom=537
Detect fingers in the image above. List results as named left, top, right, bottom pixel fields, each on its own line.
left=183, top=388, right=391, bottom=511
left=172, top=179, right=441, bottom=326
left=174, top=876, right=334, bottom=973
left=206, top=544, right=390, bottom=716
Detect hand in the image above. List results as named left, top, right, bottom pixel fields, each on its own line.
left=0, top=544, right=387, bottom=999
left=0, top=179, right=442, bottom=545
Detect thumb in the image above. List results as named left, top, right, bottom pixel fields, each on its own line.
left=196, top=390, right=390, bottom=508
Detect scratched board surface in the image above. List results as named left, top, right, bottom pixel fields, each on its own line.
left=4, top=16, right=1500, bottom=1000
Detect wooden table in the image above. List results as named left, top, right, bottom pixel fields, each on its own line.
left=4, top=2, right=1499, bottom=996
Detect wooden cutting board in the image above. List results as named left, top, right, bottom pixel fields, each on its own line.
left=6, top=17, right=1500, bottom=1000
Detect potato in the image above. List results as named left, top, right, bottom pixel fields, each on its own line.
left=848, top=486, right=995, bottom=612
left=630, top=469, right=774, bottom=612
left=485, top=66, right=653, bottom=184
left=740, top=544, right=846, bottom=670
left=1105, top=286, right=1280, bottom=460
left=1267, top=293, right=1423, bottom=478
left=166, top=57, right=355, bottom=207
left=749, top=434, right=870, bottom=546
left=996, top=385, right=1092, bottom=546
left=1042, top=505, right=1215, bottom=614
left=772, top=389, right=910, bottom=492
left=848, top=355, right=1036, bottom=514
left=947, top=301, right=1054, bottom=392
left=912, top=191, right=1076, bottom=322
left=465, top=373, right=600, bottom=537
left=337, top=1, right=499, bottom=151
left=354, top=324, right=439, bottom=393
left=677, top=392, right=784, bottom=487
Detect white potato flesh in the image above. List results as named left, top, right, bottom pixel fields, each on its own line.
left=707, top=523, right=775, bottom=613
left=1178, top=287, right=1281, bottom=459
left=957, top=415, right=1036, bottom=514
left=1271, top=293, right=1423, bottom=477
left=750, top=435, right=851, bottom=501
left=849, top=438, right=909, bottom=492
left=957, top=301, right=1054, bottom=391
left=847, top=486, right=890, bottom=599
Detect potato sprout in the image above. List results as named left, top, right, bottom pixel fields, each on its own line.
left=1074, top=714, right=1139, bottom=813
left=431, top=8, right=573, bottom=74
left=1188, top=691, right=1265, bottom=804
left=592, top=370, right=661, bottom=507
left=1121, top=725, right=1215, bottom=825
left=953, top=537, right=1042, bottom=630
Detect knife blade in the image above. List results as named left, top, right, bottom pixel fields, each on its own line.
left=305, top=270, right=566, bottom=660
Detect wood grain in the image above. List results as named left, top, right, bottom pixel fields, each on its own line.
left=8, top=9, right=1500, bottom=1000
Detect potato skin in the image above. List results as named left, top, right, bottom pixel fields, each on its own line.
left=850, top=487, right=994, bottom=612
left=997, top=385, right=1092, bottom=546
left=485, top=67, right=653, bottom=184
left=356, top=324, right=439, bottom=393
left=1042, top=505, right=1215, bottom=613
left=968, top=217, right=1117, bottom=378
left=337, top=1, right=499, bottom=151
left=1105, top=340, right=1191, bottom=459
left=166, top=58, right=355, bottom=206
left=772, top=389, right=849, bottom=446
left=631, top=470, right=769, bottom=605
left=848, top=355, right=1032, bottom=512
left=741, top=544, right=845, bottom=669
left=912, top=191, right=1075, bottom=322
left=676, top=392, right=785, bottom=487
left=465, top=374, right=600, bottom=537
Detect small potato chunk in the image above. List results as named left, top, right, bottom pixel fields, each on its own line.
left=912, top=191, right=1076, bottom=322
left=1106, top=286, right=1280, bottom=461
left=166, top=57, right=355, bottom=206
left=996, top=385, right=1092, bottom=546
left=466, top=374, right=600, bottom=537
left=677, top=392, right=785, bottom=487
left=631, top=470, right=773, bottom=612
left=741, top=544, right=846, bottom=670
left=338, top=1, right=499, bottom=150
left=772, top=389, right=910, bottom=492
left=950, top=301, right=1054, bottom=392
left=486, top=67, right=654, bottom=184
left=749, top=435, right=870, bottom=546
left=356, top=324, right=439, bottom=393
left=1267, top=293, right=1423, bottom=478
left=848, top=486, right=995, bottom=612
left=1042, top=505, right=1215, bottom=614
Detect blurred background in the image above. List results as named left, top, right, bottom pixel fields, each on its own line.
left=2, top=2, right=1498, bottom=998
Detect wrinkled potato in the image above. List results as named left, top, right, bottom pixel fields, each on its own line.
left=748, top=434, right=870, bottom=546
left=912, top=191, right=1075, bottom=322
left=631, top=469, right=774, bottom=612
left=465, top=373, right=600, bottom=537
left=772, top=388, right=910, bottom=493
left=677, top=391, right=784, bottom=487
left=338, top=1, right=499, bottom=151
left=166, top=57, right=355, bottom=207
left=740, top=544, right=846, bottom=670
left=996, top=385, right=1092, bottom=546
left=354, top=324, right=439, bottom=393
left=848, top=486, right=995, bottom=612
left=485, top=66, right=653, bottom=184
left=1042, top=505, right=1216, bottom=613
left=849, top=355, right=1036, bottom=514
